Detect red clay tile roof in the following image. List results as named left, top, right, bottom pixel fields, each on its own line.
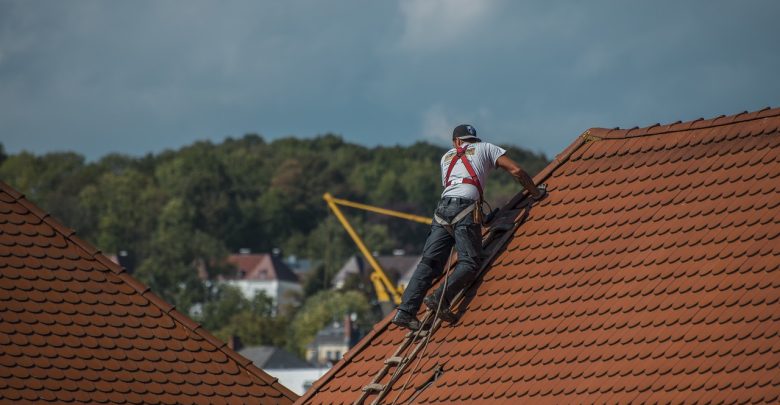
left=226, top=253, right=299, bottom=283
left=297, top=107, right=780, bottom=404
left=0, top=182, right=298, bottom=404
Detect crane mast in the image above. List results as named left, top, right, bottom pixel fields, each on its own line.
left=323, top=193, right=429, bottom=308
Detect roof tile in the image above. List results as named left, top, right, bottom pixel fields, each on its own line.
left=0, top=181, right=298, bottom=404
left=296, top=107, right=780, bottom=404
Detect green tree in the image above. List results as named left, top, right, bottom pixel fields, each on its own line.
left=212, top=290, right=287, bottom=347
left=287, top=290, right=376, bottom=356
left=134, top=198, right=229, bottom=312
left=155, top=142, right=241, bottom=243
left=0, top=134, right=548, bottom=325
left=78, top=168, right=161, bottom=258
left=0, top=151, right=93, bottom=235
left=302, top=263, right=329, bottom=298
left=199, top=284, right=252, bottom=332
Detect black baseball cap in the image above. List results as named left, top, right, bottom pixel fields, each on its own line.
left=452, top=124, right=480, bottom=141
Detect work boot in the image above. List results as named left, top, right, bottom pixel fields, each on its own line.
left=391, top=309, right=422, bottom=331
left=423, top=294, right=458, bottom=324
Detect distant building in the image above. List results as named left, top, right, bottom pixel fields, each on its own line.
left=222, top=251, right=302, bottom=310
left=333, top=253, right=420, bottom=290
left=305, top=314, right=361, bottom=367
left=239, top=343, right=329, bottom=395
left=239, top=345, right=313, bottom=369
left=283, top=254, right=316, bottom=279
left=264, top=367, right=330, bottom=396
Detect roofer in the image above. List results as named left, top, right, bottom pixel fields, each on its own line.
left=392, top=124, right=545, bottom=331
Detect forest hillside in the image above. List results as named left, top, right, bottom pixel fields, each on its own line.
left=0, top=135, right=548, bottom=352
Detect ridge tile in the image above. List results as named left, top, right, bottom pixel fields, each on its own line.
left=296, top=107, right=780, bottom=405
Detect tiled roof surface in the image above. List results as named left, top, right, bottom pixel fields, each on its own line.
left=298, top=107, right=780, bottom=404
left=226, top=253, right=300, bottom=283
left=0, top=182, right=298, bottom=404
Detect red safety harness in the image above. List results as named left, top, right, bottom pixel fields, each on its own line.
left=444, top=145, right=483, bottom=201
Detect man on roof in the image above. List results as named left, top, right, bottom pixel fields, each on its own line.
left=392, top=124, right=545, bottom=331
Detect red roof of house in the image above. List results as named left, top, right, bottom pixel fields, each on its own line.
left=0, top=182, right=298, bottom=404
left=297, top=107, right=780, bottom=404
left=226, top=253, right=299, bottom=283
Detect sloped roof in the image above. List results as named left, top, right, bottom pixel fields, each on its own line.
left=0, top=182, right=298, bottom=404
left=226, top=253, right=299, bottom=283
left=298, top=107, right=780, bottom=404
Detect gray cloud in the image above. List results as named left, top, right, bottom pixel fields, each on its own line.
left=0, top=0, right=778, bottom=160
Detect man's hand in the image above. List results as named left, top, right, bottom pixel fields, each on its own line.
left=496, top=155, right=543, bottom=197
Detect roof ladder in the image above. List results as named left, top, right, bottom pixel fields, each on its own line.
left=355, top=304, right=445, bottom=405
left=354, top=204, right=530, bottom=405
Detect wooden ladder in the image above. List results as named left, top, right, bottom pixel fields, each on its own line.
left=354, top=204, right=529, bottom=405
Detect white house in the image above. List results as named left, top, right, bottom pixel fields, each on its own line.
left=222, top=252, right=302, bottom=310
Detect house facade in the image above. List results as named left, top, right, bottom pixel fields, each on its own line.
left=223, top=252, right=302, bottom=311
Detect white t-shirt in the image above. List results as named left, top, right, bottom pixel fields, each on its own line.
left=440, top=142, right=507, bottom=200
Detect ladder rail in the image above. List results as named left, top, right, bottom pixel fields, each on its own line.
left=352, top=331, right=419, bottom=404
left=355, top=204, right=530, bottom=404
left=352, top=262, right=450, bottom=405
left=377, top=219, right=523, bottom=404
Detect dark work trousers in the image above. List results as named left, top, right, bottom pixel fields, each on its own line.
left=398, top=196, right=482, bottom=315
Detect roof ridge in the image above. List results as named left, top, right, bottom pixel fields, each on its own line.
left=295, top=106, right=779, bottom=403
left=294, top=105, right=780, bottom=404
left=0, top=181, right=299, bottom=402
left=587, top=106, right=779, bottom=140
left=297, top=137, right=592, bottom=403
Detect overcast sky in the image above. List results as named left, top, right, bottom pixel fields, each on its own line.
left=1, top=0, right=778, bottom=160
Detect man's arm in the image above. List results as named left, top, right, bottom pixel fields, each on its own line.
left=496, top=155, right=543, bottom=198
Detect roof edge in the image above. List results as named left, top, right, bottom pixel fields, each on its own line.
left=587, top=106, right=779, bottom=140
left=295, top=132, right=592, bottom=404
left=295, top=309, right=394, bottom=403
left=295, top=105, right=779, bottom=403
left=531, top=133, right=588, bottom=194
left=0, top=181, right=300, bottom=402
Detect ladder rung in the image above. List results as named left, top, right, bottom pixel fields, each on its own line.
left=362, top=383, right=385, bottom=392
left=406, top=330, right=429, bottom=339
left=384, top=356, right=405, bottom=366
left=355, top=219, right=522, bottom=405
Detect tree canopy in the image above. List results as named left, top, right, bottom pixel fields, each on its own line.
left=0, top=135, right=548, bottom=349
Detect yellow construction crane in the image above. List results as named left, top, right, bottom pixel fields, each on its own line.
left=323, top=192, right=430, bottom=306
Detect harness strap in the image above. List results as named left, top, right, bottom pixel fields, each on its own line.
left=433, top=203, right=476, bottom=235
left=444, top=146, right=483, bottom=201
